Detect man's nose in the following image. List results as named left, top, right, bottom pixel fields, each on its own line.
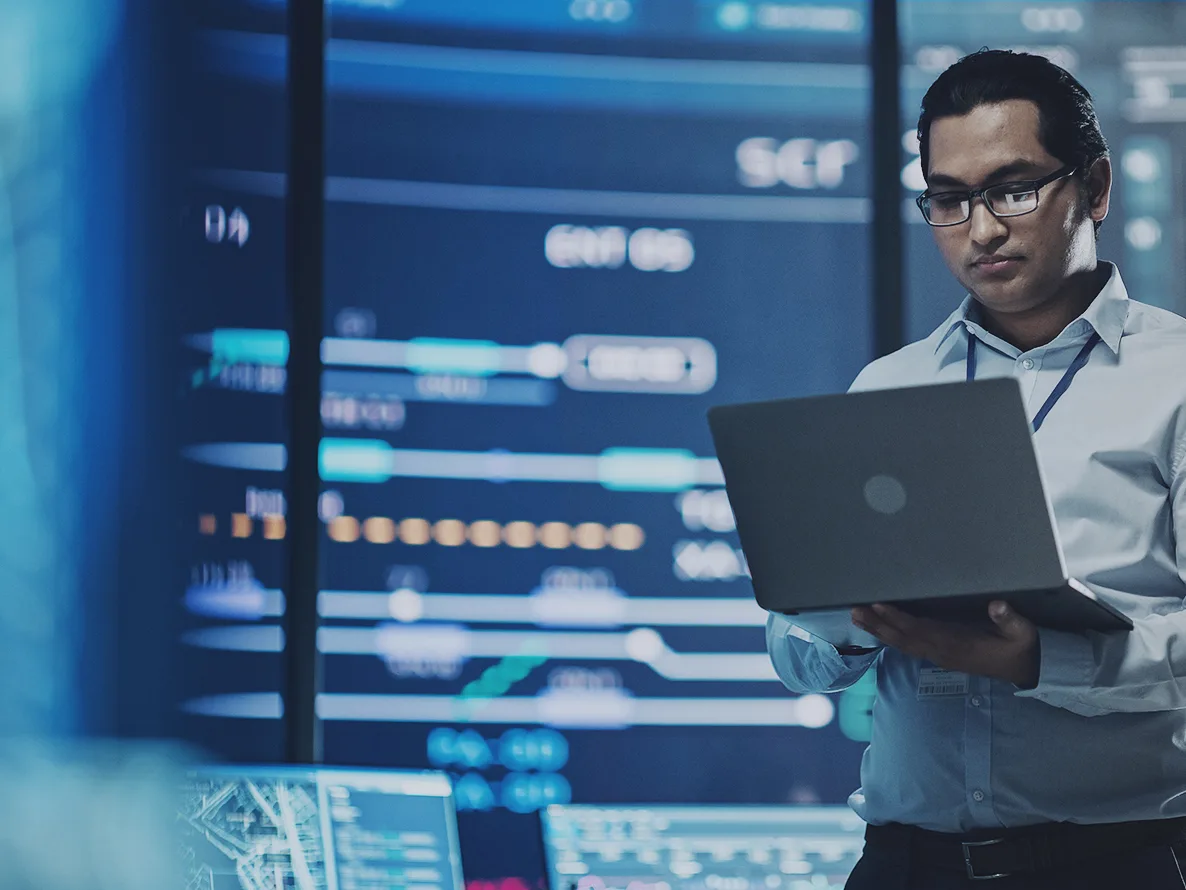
left=968, top=197, right=1009, bottom=245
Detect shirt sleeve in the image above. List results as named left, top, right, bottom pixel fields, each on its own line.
left=766, top=611, right=881, bottom=694
left=1017, top=436, right=1186, bottom=717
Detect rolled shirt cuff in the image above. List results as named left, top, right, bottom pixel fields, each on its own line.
left=773, top=609, right=884, bottom=651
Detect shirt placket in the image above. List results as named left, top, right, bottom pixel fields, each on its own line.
left=964, top=674, right=996, bottom=822
left=1015, top=349, right=1044, bottom=407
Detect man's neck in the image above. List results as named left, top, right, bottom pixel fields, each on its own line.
left=975, top=265, right=1108, bottom=352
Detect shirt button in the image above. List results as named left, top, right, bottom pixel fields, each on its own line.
left=972, top=790, right=985, bottom=802
left=971, top=696, right=983, bottom=707
left=1022, top=359, right=1035, bottom=370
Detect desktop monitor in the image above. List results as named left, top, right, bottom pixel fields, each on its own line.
left=541, top=804, right=865, bottom=890
left=180, top=764, right=465, bottom=890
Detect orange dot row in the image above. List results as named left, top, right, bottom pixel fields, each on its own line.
left=199, top=513, right=287, bottom=539
left=199, top=514, right=645, bottom=551
left=328, top=516, right=645, bottom=551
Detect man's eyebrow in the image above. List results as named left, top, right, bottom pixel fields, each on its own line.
left=925, top=159, right=1048, bottom=190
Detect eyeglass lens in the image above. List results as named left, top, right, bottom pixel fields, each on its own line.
left=924, top=184, right=1041, bottom=225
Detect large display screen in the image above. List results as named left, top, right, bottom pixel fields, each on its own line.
left=317, top=2, right=873, bottom=882
left=182, top=0, right=876, bottom=882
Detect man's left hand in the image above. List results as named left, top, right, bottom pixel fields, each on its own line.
left=851, top=601, right=1040, bottom=688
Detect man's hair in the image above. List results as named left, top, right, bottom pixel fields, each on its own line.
left=917, top=49, right=1109, bottom=231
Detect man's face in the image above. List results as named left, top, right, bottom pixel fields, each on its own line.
left=925, top=99, right=1107, bottom=315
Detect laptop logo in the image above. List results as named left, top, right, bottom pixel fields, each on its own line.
left=864, top=475, right=907, bottom=515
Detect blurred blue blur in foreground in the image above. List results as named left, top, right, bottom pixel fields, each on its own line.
left=0, top=0, right=123, bottom=734
left=0, top=742, right=184, bottom=890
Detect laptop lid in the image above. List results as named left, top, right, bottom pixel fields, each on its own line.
left=707, top=378, right=1068, bottom=613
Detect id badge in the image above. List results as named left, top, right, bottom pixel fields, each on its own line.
left=917, top=666, right=968, bottom=699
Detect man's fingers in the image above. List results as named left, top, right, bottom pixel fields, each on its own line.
left=988, top=601, right=1034, bottom=640
left=851, top=609, right=884, bottom=637
left=852, top=601, right=1039, bottom=682
left=853, top=613, right=917, bottom=655
left=855, top=605, right=951, bottom=663
left=870, top=603, right=920, bottom=634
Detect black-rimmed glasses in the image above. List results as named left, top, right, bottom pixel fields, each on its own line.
left=916, top=165, right=1078, bottom=227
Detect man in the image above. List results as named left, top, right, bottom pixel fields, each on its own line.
left=766, top=50, right=1186, bottom=889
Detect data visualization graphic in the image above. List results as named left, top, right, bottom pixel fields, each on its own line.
left=541, top=805, right=866, bottom=890
left=186, top=3, right=876, bottom=843
left=180, top=766, right=464, bottom=890
left=312, top=6, right=876, bottom=875
left=181, top=774, right=328, bottom=888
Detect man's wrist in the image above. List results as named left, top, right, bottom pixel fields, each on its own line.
left=1006, top=639, right=1041, bottom=689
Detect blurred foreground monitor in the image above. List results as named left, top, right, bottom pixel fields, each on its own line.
left=179, top=765, right=465, bottom=890
left=541, top=804, right=865, bottom=890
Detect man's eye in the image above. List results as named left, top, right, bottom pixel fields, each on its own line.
left=1001, top=187, right=1038, bottom=205
left=930, top=194, right=965, bottom=209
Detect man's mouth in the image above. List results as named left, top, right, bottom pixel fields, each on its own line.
left=972, top=256, right=1023, bottom=273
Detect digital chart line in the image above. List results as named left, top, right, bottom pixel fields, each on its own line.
left=318, top=440, right=726, bottom=489
left=323, top=334, right=718, bottom=396
left=186, top=328, right=290, bottom=365
left=324, top=371, right=558, bottom=407
left=184, top=691, right=836, bottom=729
left=183, top=624, right=778, bottom=683
left=190, top=331, right=719, bottom=398
left=199, top=168, right=872, bottom=223
left=322, top=589, right=767, bottom=627
left=182, top=441, right=726, bottom=490
left=324, top=336, right=559, bottom=377
left=185, top=585, right=768, bottom=627
left=183, top=442, right=287, bottom=471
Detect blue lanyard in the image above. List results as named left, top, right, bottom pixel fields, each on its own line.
left=967, top=330, right=1101, bottom=433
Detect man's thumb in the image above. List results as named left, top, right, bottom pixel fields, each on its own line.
left=989, top=601, right=1022, bottom=633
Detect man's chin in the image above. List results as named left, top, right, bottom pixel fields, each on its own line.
left=968, top=277, right=1030, bottom=314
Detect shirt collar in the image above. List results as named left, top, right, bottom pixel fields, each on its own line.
left=932, top=262, right=1130, bottom=356
left=933, top=296, right=976, bottom=355
left=1078, top=263, right=1129, bottom=355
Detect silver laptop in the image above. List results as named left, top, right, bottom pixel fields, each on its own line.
left=707, top=377, right=1130, bottom=632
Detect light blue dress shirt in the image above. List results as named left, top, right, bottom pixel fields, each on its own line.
left=766, top=264, right=1186, bottom=831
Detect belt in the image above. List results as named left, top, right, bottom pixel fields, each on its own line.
left=865, top=817, right=1186, bottom=881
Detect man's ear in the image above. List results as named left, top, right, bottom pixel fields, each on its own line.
left=1085, top=157, right=1112, bottom=223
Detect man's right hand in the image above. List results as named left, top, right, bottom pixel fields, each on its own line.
left=851, top=602, right=1040, bottom=687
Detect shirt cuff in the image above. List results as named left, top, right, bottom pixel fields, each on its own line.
left=1014, top=626, right=1095, bottom=701
left=770, top=609, right=882, bottom=651
left=782, top=612, right=887, bottom=650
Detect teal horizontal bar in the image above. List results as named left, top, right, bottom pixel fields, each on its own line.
left=406, top=338, right=501, bottom=376
left=212, top=329, right=290, bottom=366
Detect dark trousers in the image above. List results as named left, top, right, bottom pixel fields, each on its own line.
left=845, top=823, right=1186, bottom=890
